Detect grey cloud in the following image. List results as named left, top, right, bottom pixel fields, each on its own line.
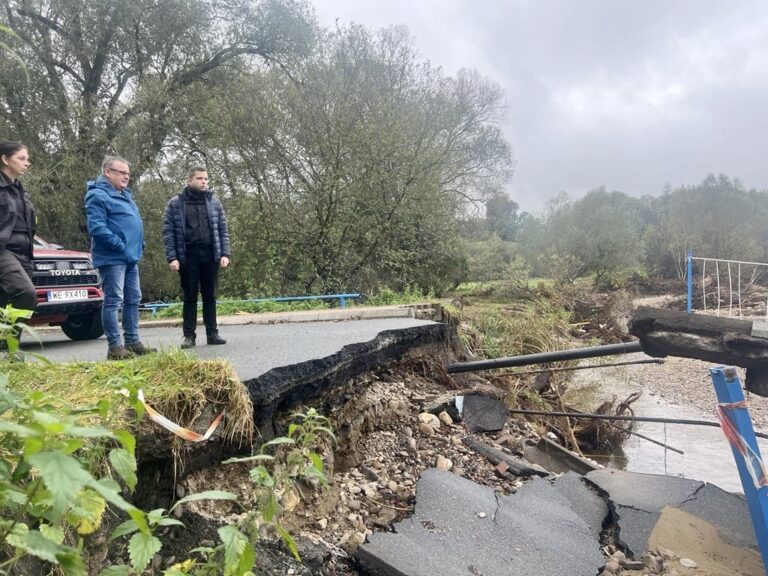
left=314, top=1, right=768, bottom=210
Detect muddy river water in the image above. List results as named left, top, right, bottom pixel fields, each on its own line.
left=566, top=357, right=768, bottom=494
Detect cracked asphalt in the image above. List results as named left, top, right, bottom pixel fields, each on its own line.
left=22, top=318, right=437, bottom=380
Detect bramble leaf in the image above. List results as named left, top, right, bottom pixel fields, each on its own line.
left=109, top=448, right=137, bottom=490
left=128, top=531, right=162, bottom=573
left=27, top=452, right=93, bottom=517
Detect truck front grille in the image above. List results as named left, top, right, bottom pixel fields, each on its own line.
left=33, top=274, right=100, bottom=287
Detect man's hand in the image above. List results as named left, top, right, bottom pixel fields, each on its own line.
left=169, top=260, right=180, bottom=271
left=220, top=256, right=230, bottom=269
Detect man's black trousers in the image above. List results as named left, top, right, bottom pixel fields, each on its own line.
left=179, top=244, right=219, bottom=339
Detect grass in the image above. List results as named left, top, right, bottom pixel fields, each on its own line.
left=153, top=298, right=329, bottom=319
left=3, top=349, right=254, bottom=445
left=457, top=298, right=573, bottom=360
left=358, top=286, right=437, bottom=307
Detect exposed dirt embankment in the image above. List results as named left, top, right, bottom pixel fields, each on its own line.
left=174, top=346, right=547, bottom=574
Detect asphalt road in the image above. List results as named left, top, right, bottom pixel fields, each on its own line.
left=23, top=318, right=436, bottom=379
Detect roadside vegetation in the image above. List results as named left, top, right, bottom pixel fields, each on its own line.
left=0, top=306, right=335, bottom=575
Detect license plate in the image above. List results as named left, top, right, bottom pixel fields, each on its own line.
left=48, top=289, right=89, bottom=302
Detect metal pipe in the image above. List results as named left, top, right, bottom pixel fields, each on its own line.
left=446, top=341, right=645, bottom=374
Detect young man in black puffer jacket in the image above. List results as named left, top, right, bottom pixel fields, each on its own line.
left=162, top=166, right=231, bottom=348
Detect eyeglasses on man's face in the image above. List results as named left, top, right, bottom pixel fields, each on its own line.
left=108, top=167, right=131, bottom=177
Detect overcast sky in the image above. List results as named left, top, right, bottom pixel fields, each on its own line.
left=313, top=1, right=768, bottom=211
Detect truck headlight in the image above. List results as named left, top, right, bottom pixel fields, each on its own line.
left=34, top=262, right=55, bottom=271
left=71, top=261, right=91, bottom=270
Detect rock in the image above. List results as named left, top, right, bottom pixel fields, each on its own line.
left=387, top=480, right=398, bottom=492
left=642, top=553, right=665, bottom=574
left=622, top=560, right=644, bottom=570
left=374, top=508, right=398, bottom=528
left=418, top=412, right=441, bottom=430
left=348, top=513, right=363, bottom=527
left=349, top=485, right=362, bottom=495
left=438, top=411, right=453, bottom=425
left=436, top=456, right=453, bottom=471
left=340, top=531, right=366, bottom=555
left=477, top=512, right=486, bottom=518
left=361, top=465, right=380, bottom=482
left=175, top=484, right=186, bottom=499
left=363, top=485, right=378, bottom=499
left=172, top=503, right=183, bottom=518
left=610, top=550, right=626, bottom=564
left=603, top=557, right=621, bottom=574
left=348, top=499, right=362, bottom=510
left=200, top=540, right=215, bottom=548
left=679, top=558, right=697, bottom=568
left=418, top=423, right=436, bottom=436
left=317, top=518, right=328, bottom=530
left=283, top=488, right=301, bottom=512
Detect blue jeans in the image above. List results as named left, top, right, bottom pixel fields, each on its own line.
left=100, top=264, right=141, bottom=348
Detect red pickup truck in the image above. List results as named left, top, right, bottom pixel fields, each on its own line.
left=28, top=236, right=104, bottom=340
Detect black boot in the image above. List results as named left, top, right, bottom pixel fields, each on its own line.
left=207, top=332, right=226, bottom=345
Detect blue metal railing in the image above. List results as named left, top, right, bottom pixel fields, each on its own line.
left=140, top=293, right=361, bottom=317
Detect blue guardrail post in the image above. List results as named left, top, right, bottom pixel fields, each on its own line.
left=686, top=248, right=693, bottom=314
left=710, top=366, right=768, bottom=571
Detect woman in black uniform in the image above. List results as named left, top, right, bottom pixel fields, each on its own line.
left=0, top=140, right=36, bottom=313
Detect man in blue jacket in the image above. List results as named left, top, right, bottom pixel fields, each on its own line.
left=163, top=166, right=231, bottom=348
left=85, top=156, right=156, bottom=360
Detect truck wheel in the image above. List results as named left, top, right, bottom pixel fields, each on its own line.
left=62, top=311, right=104, bottom=341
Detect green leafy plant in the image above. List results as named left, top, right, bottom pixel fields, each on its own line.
left=174, top=409, right=336, bottom=575
left=0, top=307, right=242, bottom=575
left=362, top=286, right=436, bottom=307
left=106, top=490, right=238, bottom=574
left=0, top=304, right=32, bottom=358
left=0, top=373, right=145, bottom=575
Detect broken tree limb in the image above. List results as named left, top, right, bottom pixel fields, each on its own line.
left=461, top=436, right=549, bottom=477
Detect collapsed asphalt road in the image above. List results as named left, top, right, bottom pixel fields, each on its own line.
left=357, top=468, right=762, bottom=576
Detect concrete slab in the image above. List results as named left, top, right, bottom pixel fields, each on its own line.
left=357, top=469, right=604, bottom=576
left=461, top=394, right=509, bottom=433
left=586, top=468, right=703, bottom=510
left=678, top=483, right=757, bottom=551
left=586, top=468, right=757, bottom=557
